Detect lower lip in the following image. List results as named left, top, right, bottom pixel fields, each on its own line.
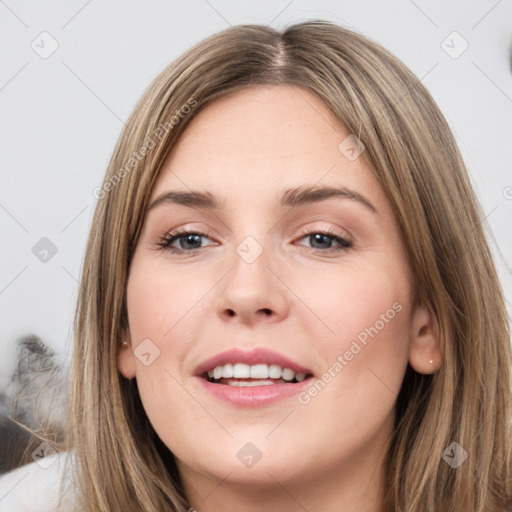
left=195, top=377, right=313, bottom=407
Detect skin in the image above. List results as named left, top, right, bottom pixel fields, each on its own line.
left=119, top=84, right=442, bottom=512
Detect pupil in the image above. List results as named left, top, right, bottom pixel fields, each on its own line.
left=181, top=234, right=201, bottom=250
left=311, top=233, right=331, bottom=249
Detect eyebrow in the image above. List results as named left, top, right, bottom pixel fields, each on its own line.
left=147, top=185, right=378, bottom=214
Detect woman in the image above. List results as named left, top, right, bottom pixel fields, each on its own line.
left=54, top=19, right=512, bottom=511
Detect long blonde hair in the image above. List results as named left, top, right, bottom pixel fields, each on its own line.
left=69, top=20, right=512, bottom=511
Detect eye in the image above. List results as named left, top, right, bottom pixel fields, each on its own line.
left=156, top=227, right=353, bottom=255
left=295, top=228, right=353, bottom=254
left=157, top=228, right=216, bottom=253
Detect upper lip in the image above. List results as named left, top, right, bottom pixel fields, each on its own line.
left=194, top=348, right=313, bottom=377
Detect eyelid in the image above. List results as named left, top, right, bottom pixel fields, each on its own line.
left=293, top=226, right=354, bottom=253
left=294, top=223, right=353, bottom=242
left=156, top=222, right=355, bottom=255
left=157, top=222, right=351, bottom=243
left=156, top=224, right=218, bottom=248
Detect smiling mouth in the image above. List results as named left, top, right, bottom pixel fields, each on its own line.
left=201, top=363, right=314, bottom=387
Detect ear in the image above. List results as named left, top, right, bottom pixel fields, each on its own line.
left=408, top=303, right=443, bottom=374
left=118, top=330, right=136, bottom=379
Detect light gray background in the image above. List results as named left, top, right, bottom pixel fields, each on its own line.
left=1, top=0, right=511, bottom=387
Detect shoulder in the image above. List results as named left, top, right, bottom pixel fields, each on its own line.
left=0, top=450, right=79, bottom=511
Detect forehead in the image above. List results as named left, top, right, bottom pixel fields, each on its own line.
left=150, top=85, right=387, bottom=214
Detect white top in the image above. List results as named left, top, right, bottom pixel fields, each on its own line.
left=0, top=451, right=77, bottom=511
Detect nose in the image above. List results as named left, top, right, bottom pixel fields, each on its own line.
left=215, top=239, right=289, bottom=325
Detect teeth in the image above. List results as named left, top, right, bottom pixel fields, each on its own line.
left=268, top=364, right=282, bottom=379
left=228, top=380, right=276, bottom=387
left=223, top=363, right=234, bottom=378
left=206, top=363, right=310, bottom=382
left=282, top=368, right=295, bottom=381
left=249, top=364, right=268, bottom=379
left=233, top=363, right=250, bottom=378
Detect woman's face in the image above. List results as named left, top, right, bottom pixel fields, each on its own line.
left=120, top=85, right=439, bottom=506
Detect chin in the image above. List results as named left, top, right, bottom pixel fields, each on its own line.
left=174, top=432, right=311, bottom=486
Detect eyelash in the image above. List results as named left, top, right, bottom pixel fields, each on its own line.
left=156, top=227, right=354, bottom=255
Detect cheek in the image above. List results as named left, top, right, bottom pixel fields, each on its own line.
left=125, top=259, right=215, bottom=447
left=294, top=258, right=411, bottom=397
left=126, top=258, right=207, bottom=346
left=285, top=266, right=411, bottom=468
left=329, top=272, right=408, bottom=356
left=241, top=269, right=408, bottom=474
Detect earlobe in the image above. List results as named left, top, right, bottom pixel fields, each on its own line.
left=118, top=334, right=136, bottom=379
left=408, top=304, right=443, bottom=374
